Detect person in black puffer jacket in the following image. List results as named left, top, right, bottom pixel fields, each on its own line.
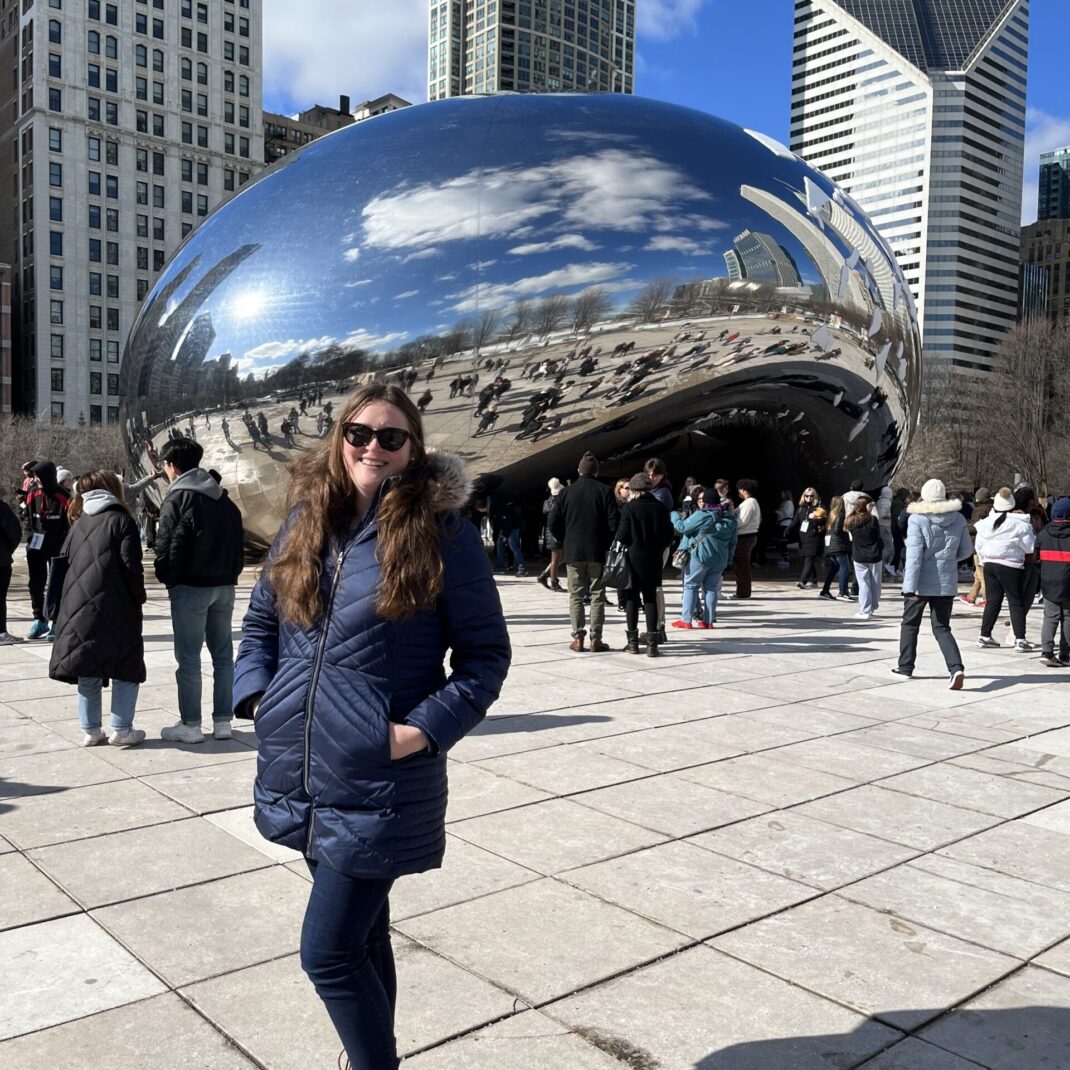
left=614, top=472, right=674, bottom=656
left=845, top=494, right=884, bottom=619
left=23, top=460, right=71, bottom=639
left=789, top=488, right=826, bottom=589
left=48, top=471, right=146, bottom=747
left=0, top=494, right=23, bottom=645
left=1037, top=496, right=1070, bottom=667
left=819, top=495, right=851, bottom=600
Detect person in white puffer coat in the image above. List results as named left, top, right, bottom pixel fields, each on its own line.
left=974, top=486, right=1038, bottom=652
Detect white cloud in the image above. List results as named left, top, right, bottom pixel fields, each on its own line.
left=644, top=235, right=715, bottom=256
left=395, top=290, right=420, bottom=299
left=450, top=261, right=632, bottom=312
left=262, top=0, right=427, bottom=112
left=235, top=334, right=337, bottom=375
left=343, top=248, right=361, bottom=263
left=1022, top=107, right=1070, bottom=224
left=342, top=328, right=409, bottom=350
left=637, top=0, right=710, bottom=42
left=508, top=234, right=599, bottom=255
left=344, top=278, right=373, bottom=288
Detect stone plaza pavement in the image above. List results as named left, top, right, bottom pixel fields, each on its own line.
left=1, top=564, right=1070, bottom=1069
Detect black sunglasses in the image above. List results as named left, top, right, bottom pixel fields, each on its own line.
left=342, top=422, right=411, bottom=452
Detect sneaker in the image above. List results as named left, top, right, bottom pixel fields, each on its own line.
left=671, top=620, right=693, bottom=630
left=1038, top=654, right=1062, bottom=668
left=213, top=720, right=233, bottom=740
left=958, top=595, right=975, bottom=606
left=948, top=670, right=965, bottom=690
left=43, top=628, right=56, bottom=641
left=160, top=722, right=205, bottom=744
left=0, top=631, right=23, bottom=645
left=1014, top=639, right=1037, bottom=653
left=27, top=619, right=49, bottom=640
left=694, top=621, right=712, bottom=629
left=975, top=599, right=987, bottom=608
left=81, top=728, right=107, bottom=747
left=890, top=667, right=912, bottom=678
left=854, top=612, right=871, bottom=620
left=976, top=635, right=1000, bottom=649
left=109, top=728, right=146, bottom=747
left=818, top=591, right=836, bottom=601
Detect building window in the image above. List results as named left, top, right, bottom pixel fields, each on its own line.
left=51, top=402, right=66, bottom=421
left=152, top=18, right=164, bottom=39
left=153, top=81, right=164, bottom=105
left=89, top=204, right=101, bottom=228
left=197, top=194, right=208, bottom=217
left=50, top=300, right=63, bottom=324
left=153, top=113, right=165, bottom=137
left=153, top=217, right=165, bottom=240
left=197, top=2, right=208, bottom=22
left=181, top=121, right=192, bottom=144
left=90, top=405, right=102, bottom=425
left=106, top=242, right=119, bottom=265
left=239, top=105, right=249, bottom=128
left=136, top=44, right=147, bottom=67
left=181, top=26, right=191, bottom=47
left=88, top=63, right=101, bottom=87
left=135, top=12, right=146, bottom=33
left=197, top=61, right=208, bottom=85
left=88, top=171, right=101, bottom=195
left=89, top=237, right=101, bottom=261
left=181, top=57, right=192, bottom=80
left=136, top=148, right=148, bottom=171
left=224, top=131, right=234, bottom=154
left=153, top=49, right=164, bottom=72
left=181, top=158, right=193, bottom=181
left=197, top=125, right=208, bottom=148
left=196, top=161, right=208, bottom=185
left=106, top=101, right=118, bottom=125
left=50, top=266, right=63, bottom=290
left=224, top=100, right=234, bottom=123
left=49, top=52, right=62, bottom=77
left=137, top=278, right=149, bottom=300
left=106, top=175, right=118, bottom=198
left=49, top=19, right=61, bottom=43
left=87, top=135, right=101, bottom=160
left=197, top=31, right=208, bottom=53
left=239, top=74, right=249, bottom=96
left=223, top=168, right=234, bottom=191
left=107, top=406, right=119, bottom=425
left=108, top=373, right=119, bottom=394
left=239, top=136, right=249, bottom=158
left=48, top=88, right=62, bottom=111
left=51, top=334, right=64, bottom=359
left=181, top=89, right=192, bottom=113
left=106, top=207, right=118, bottom=231
left=197, top=93, right=208, bottom=117
left=51, top=369, right=65, bottom=392
left=181, top=221, right=193, bottom=238
left=50, top=196, right=63, bottom=220
left=107, top=275, right=119, bottom=299
left=90, top=308, right=102, bottom=330
left=90, top=272, right=102, bottom=295
left=136, top=76, right=148, bottom=100
left=152, top=185, right=165, bottom=208
left=50, top=127, right=63, bottom=152
left=224, top=10, right=234, bottom=31
left=107, top=307, right=119, bottom=330
left=153, top=249, right=165, bottom=271
left=238, top=16, right=249, bottom=36
left=223, top=69, right=234, bottom=93
left=105, top=67, right=117, bottom=93
left=137, top=246, right=149, bottom=270
left=89, top=0, right=100, bottom=19
left=106, top=3, right=117, bottom=25
left=181, top=190, right=193, bottom=214
left=91, top=372, right=102, bottom=395
left=88, top=97, right=101, bottom=121
left=137, top=110, right=149, bottom=133
left=223, top=40, right=234, bottom=61
left=136, top=213, right=148, bottom=237
left=50, top=231, right=64, bottom=256
left=106, top=140, right=118, bottom=165
left=49, top=162, right=63, bottom=187
left=105, top=35, right=117, bottom=58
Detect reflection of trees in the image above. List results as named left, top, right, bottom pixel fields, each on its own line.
left=671, top=277, right=780, bottom=318
left=631, top=277, right=675, bottom=322
left=504, top=298, right=532, bottom=342
left=470, top=309, right=500, bottom=354
left=571, top=286, right=613, bottom=334
left=534, top=294, right=571, bottom=338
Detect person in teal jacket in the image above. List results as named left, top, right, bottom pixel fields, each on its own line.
left=671, top=487, right=738, bottom=628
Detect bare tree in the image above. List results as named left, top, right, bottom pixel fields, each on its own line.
left=630, top=276, right=675, bottom=322
left=471, top=309, right=500, bottom=355
left=533, top=294, right=570, bottom=339
left=442, top=320, right=473, bottom=358
left=571, top=287, right=613, bottom=334
left=504, top=298, right=532, bottom=342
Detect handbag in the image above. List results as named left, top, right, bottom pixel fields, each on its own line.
left=44, top=553, right=70, bottom=622
left=671, top=547, right=690, bottom=570
left=601, top=541, right=633, bottom=590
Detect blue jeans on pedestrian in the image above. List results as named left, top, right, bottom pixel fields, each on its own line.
left=301, top=859, right=398, bottom=1069
left=681, top=559, right=722, bottom=624
left=169, top=584, right=235, bottom=726
left=77, top=677, right=139, bottom=733
left=495, top=530, right=524, bottom=572
left=822, top=552, right=850, bottom=597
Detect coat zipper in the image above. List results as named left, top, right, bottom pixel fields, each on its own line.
left=304, top=541, right=349, bottom=853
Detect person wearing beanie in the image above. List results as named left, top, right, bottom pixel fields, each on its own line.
left=537, top=477, right=566, bottom=592
left=23, top=460, right=71, bottom=640
left=891, top=478, right=973, bottom=689
left=1036, top=496, right=1070, bottom=667
left=973, top=486, right=1037, bottom=652
left=548, top=452, right=619, bottom=652
left=615, top=473, right=674, bottom=656
left=961, top=487, right=994, bottom=607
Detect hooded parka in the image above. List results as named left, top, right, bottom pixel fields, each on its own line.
left=901, top=499, right=973, bottom=596
left=48, top=491, right=146, bottom=685
left=233, top=452, right=511, bottom=880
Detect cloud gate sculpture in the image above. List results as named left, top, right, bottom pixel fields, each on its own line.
left=121, top=94, right=920, bottom=550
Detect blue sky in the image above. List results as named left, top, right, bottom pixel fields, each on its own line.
left=263, top=0, right=1068, bottom=222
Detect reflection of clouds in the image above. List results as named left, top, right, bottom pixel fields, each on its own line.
left=450, top=261, right=632, bottom=312
left=358, top=149, right=721, bottom=254
left=235, top=327, right=409, bottom=378
left=342, top=327, right=408, bottom=349
left=509, top=234, right=599, bottom=255
left=644, top=235, right=713, bottom=256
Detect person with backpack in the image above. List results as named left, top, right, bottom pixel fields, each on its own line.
left=48, top=471, right=147, bottom=746
left=671, top=487, right=738, bottom=629
left=0, top=492, right=23, bottom=645
left=1035, top=496, right=1070, bottom=667
left=23, top=460, right=71, bottom=640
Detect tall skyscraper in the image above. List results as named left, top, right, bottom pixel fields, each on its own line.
left=428, top=0, right=635, bottom=101
left=790, top=1, right=1029, bottom=376
left=1038, top=146, right=1070, bottom=221
left=0, top=0, right=265, bottom=425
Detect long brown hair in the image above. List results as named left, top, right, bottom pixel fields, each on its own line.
left=844, top=496, right=874, bottom=532
left=68, top=470, right=132, bottom=522
left=267, top=381, right=444, bottom=628
left=828, top=495, right=845, bottom=526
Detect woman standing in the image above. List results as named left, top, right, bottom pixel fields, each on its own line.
left=0, top=493, right=24, bottom=646
left=611, top=478, right=631, bottom=613
left=974, top=486, right=1037, bottom=651
left=614, top=473, right=674, bottom=656
left=536, top=477, right=565, bottom=591
left=671, top=487, right=737, bottom=628
left=790, top=488, right=826, bottom=589
left=48, top=471, right=147, bottom=747
left=818, top=495, right=851, bottom=601
left=845, top=495, right=884, bottom=619
left=234, top=383, right=510, bottom=1069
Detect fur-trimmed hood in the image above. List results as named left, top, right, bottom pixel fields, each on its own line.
left=425, top=450, right=471, bottom=514
left=907, top=499, right=962, bottom=516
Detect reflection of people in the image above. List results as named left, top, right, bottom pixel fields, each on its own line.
left=233, top=382, right=510, bottom=1070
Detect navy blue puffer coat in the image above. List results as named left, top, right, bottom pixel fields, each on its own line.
left=233, top=452, right=511, bottom=879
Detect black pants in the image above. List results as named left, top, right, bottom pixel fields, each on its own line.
left=623, top=579, right=659, bottom=636
left=799, top=554, right=821, bottom=585
left=26, top=549, right=49, bottom=621
left=0, top=564, right=10, bottom=632
left=981, top=563, right=1029, bottom=640
left=898, top=595, right=963, bottom=674
left=734, top=534, right=756, bottom=598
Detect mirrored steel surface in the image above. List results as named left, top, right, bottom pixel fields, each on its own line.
left=121, top=95, right=920, bottom=549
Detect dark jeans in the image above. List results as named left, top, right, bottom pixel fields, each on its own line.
left=0, top=564, right=10, bottom=632
left=981, top=563, right=1029, bottom=640
left=1041, top=598, right=1070, bottom=659
left=820, top=553, right=850, bottom=596
left=26, top=548, right=49, bottom=621
left=301, top=859, right=398, bottom=1070
left=898, top=595, right=963, bottom=674
left=891, top=522, right=906, bottom=570
left=623, top=579, right=659, bottom=636
left=799, top=553, right=821, bottom=585
left=733, top=534, right=757, bottom=598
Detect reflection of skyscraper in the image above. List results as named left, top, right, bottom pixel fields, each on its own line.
left=792, top=1, right=1028, bottom=374
left=1039, top=147, right=1070, bottom=222
left=731, top=229, right=803, bottom=288
left=723, top=250, right=743, bottom=280
left=428, top=0, right=635, bottom=99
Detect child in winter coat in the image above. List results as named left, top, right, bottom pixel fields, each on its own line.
left=1036, top=496, right=1070, bottom=667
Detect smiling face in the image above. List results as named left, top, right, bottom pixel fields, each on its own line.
left=342, top=400, right=414, bottom=508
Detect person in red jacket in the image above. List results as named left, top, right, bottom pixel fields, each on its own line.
left=1037, top=496, right=1070, bottom=668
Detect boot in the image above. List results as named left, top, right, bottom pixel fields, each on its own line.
left=624, top=631, right=640, bottom=654
left=646, top=634, right=660, bottom=657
